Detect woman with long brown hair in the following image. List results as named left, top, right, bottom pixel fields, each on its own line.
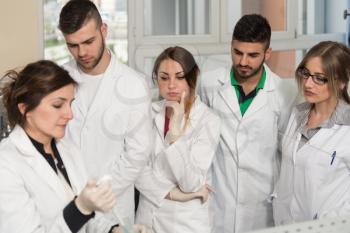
left=136, top=46, right=221, bottom=233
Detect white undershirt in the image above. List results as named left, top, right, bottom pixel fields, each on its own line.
left=78, top=73, right=103, bottom=109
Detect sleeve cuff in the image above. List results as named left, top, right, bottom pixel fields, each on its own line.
left=63, top=198, right=95, bottom=233
left=108, top=224, right=120, bottom=233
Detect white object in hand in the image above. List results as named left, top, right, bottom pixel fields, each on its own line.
left=96, top=175, right=112, bottom=186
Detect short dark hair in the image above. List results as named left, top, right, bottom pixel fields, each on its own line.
left=232, top=14, right=271, bottom=49
left=1, top=60, right=77, bottom=128
left=59, top=0, right=102, bottom=34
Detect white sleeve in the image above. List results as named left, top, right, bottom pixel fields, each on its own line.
left=153, top=112, right=221, bottom=192
left=0, top=165, right=72, bottom=233
left=135, top=164, right=174, bottom=207
left=108, top=91, right=153, bottom=195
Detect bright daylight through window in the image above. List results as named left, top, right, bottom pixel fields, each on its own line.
left=43, top=0, right=128, bottom=65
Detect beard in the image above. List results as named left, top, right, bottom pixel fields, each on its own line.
left=233, top=59, right=265, bottom=80
left=77, top=39, right=105, bottom=72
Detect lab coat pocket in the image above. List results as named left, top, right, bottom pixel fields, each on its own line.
left=315, top=148, right=337, bottom=164
left=313, top=149, right=339, bottom=183
left=272, top=195, right=293, bottom=226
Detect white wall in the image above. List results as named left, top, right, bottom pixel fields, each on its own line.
left=0, top=0, right=43, bottom=76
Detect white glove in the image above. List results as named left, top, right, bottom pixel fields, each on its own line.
left=112, top=224, right=153, bottom=233
left=75, top=179, right=116, bottom=214
left=164, top=92, right=186, bottom=144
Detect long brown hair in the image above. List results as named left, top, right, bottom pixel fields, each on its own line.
left=296, top=41, right=350, bottom=104
left=1, top=60, right=77, bottom=128
left=152, top=46, right=200, bottom=118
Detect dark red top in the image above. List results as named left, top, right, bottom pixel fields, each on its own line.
left=164, top=115, right=170, bottom=138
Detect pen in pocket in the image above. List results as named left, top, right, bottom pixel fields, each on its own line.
left=330, top=151, right=336, bottom=165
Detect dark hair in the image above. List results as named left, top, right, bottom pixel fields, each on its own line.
left=59, top=0, right=102, bottom=34
left=232, top=14, right=271, bottom=49
left=152, top=46, right=199, bottom=118
left=295, top=41, right=350, bottom=104
left=1, top=60, right=77, bottom=128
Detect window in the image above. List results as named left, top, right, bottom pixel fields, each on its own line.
left=43, top=0, right=128, bottom=64
left=129, top=0, right=349, bottom=79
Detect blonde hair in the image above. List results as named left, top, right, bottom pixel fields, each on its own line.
left=296, top=41, right=350, bottom=104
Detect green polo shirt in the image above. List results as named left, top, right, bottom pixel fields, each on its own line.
left=230, top=68, right=266, bottom=116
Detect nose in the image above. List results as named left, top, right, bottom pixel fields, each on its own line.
left=78, top=45, right=87, bottom=58
left=239, top=54, right=248, bottom=66
left=303, top=75, right=314, bottom=88
left=64, top=105, right=74, bottom=120
left=168, top=77, right=176, bottom=89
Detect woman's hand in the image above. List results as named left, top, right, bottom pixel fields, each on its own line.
left=75, top=179, right=116, bottom=214
left=166, top=184, right=214, bottom=204
left=164, top=92, right=186, bottom=144
left=195, top=184, right=215, bottom=204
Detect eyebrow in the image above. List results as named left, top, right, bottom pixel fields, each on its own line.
left=304, top=67, right=326, bottom=76
left=51, top=97, right=75, bottom=102
left=66, top=36, right=95, bottom=46
left=233, top=48, right=260, bottom=56
left=159, top=71, right=184, bottom=75
left=51, top=97, right=67, bottom=101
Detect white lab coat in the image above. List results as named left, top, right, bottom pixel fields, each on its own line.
left=136, top=97, right=221, bottom=233
left=273, top=103, right=350, bottom=225
left=63, top=52, right=153, bottom=223
left=200, top=64, right=296, bottom=233
left=0, top=126, right=88, bottom=233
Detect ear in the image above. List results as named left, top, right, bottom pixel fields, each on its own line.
left=339, top=81, right=346, bottom=90
left=230, top=40, right=236, bottom=53
left=264, top=47, right=272, bottom=61
left=17, top=103, right=27, bottom=115
left=101, top=22, right=108, bottom=39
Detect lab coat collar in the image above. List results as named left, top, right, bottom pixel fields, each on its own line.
left=9, top=125, right=42, bottom=157
left=217, top=64, right=278, bottom=119
left=218, top=64, right=276, bottom=91
left=9, top=125, right=71, bottom=202
left=295, top=100, right=350, bottom=128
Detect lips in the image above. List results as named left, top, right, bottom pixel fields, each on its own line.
left=238, top=66, right=252, bottom=72
left=79, top=57, right=92, bottom=64
left=167, top=92, right=179, bottom=97
left=304, top=89, right=314, bottom=95
left=57, top=123, right=68, bottom=128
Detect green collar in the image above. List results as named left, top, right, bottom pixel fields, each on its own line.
left=230, top=67, right=266, bottom=90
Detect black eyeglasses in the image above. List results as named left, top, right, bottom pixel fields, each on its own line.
left=297, top=68, right=328, bottom=85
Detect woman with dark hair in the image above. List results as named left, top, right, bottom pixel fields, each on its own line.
left=0, top=60, right=116, bottom=233
left=135, top=46, right=221, bottom=233
left=273, top=41, right=350, bottom=225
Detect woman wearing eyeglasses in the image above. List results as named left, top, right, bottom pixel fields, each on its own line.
left=273, top=41, right=350, bottom=225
